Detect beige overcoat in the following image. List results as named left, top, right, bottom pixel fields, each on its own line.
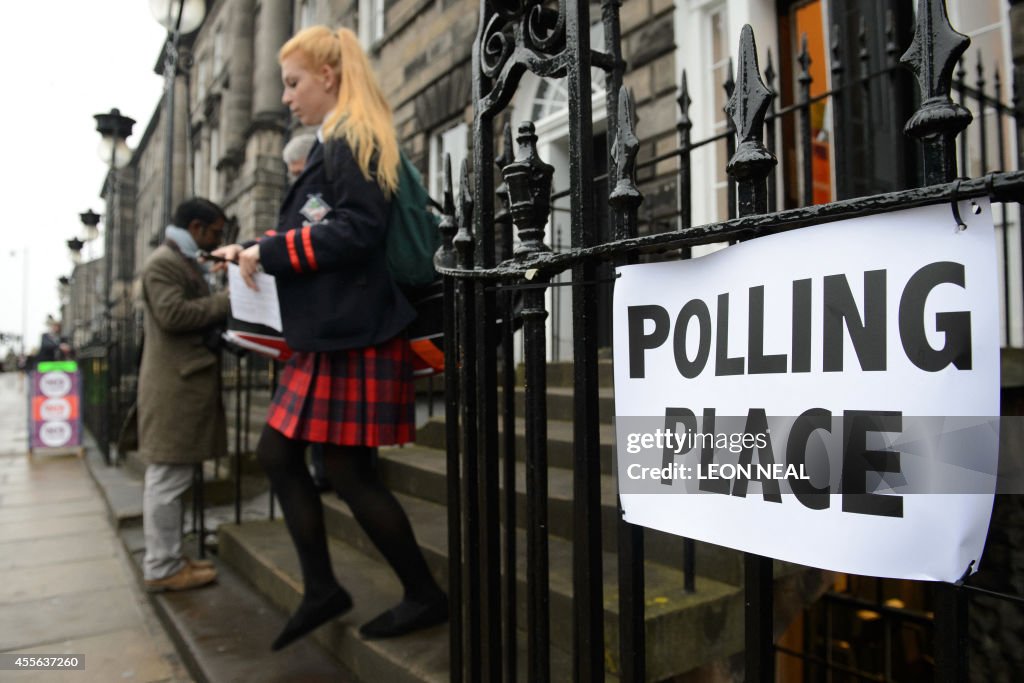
left=137, top=242, right=230, bottom=465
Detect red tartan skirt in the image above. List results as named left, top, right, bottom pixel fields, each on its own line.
left=266, top=336, right=416, bottom=446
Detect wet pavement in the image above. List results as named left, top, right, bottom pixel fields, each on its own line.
left=0, top=372, right=192, bottom=682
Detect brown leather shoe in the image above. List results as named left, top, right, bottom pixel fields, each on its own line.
left=145, top=563, right=217, bottom=593
left=185, top=556, right=215, bottom=570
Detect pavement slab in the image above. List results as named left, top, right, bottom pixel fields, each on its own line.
left=0, top=532, right=119, bottom=570
left=0, top=627, right=179, bottom=683
left=0, top=556, right=129, bottom=604
left=0, top=373, right=191, bottom=681
left=0, top=584, right=149, bottom=652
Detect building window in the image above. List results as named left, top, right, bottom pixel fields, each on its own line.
left=192, top=140, right=204, bottom=204
left=196, top=56, right=208, bottom=102
left=429, top=122, right=468, bottom=202
left=209, top=127, right=220, bottom=200
left=708, top=4, right=730, bottom=221
left=213, top=25, right=224, bottom=76
left=359, top=0, right=385, bottom=48
left=299, top=0, right=317, bottom=29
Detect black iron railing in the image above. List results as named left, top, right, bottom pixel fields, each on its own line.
left=437, top=1, right=1024, bottom=681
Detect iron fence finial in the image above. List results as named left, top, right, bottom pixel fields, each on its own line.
left=503, top=121, right=553, bottom=259
left=901, top=0, right=972, bottom=142
left=454, top=158, right=475, bottom=268
left=677, top=69, right=692, bottom=129
left=436, top=154, right=458, bottom=270
left=611, top=86, right=642, bottom=240
left=725, top=25, right=776, bottom=182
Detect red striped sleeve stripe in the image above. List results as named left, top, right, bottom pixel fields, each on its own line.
left=285, top=230, right=302, bottom=272
left=301, top=225, right=318, bottom=271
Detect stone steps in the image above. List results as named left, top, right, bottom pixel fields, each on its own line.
left=376, top=445, right=744, bottom=584
left=416, top=416, right=618, bottom=475
left=517, top=359, right=616, bottom=389
left=316, top=488, right=742, bottom=680
left=219, top=520, right=582, bottom=683
left=213, top=359, right=820, bottom=680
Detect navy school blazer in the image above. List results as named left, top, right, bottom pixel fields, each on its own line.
left=258, top=138, right=415, bottom=352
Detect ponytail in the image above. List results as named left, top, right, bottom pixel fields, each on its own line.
left=279, top=26, right=399, bottom=195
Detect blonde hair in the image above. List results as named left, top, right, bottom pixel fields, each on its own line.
left=279, top=26, right=399, bottom=195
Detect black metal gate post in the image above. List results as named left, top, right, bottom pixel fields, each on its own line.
left=725, top=25, right=779, bottom=683
left=610, top=86, right=646, bottom=683
left=901, top=2, right=973, bottom=680
left=494, top=122, right=521, bottom=683
left=565, top=0, right=607, bottom=679
left=504, top=121, right=555, bottom=682
left=470, top=3, right=504, bottom=675
left=453, top=159, right=482, bottom=682
left=436, top=158, right=463, bottom=683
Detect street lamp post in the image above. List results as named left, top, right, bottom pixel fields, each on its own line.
left=57, top=276, right=71, bottom=338
left=93, top=108, right=134, bottom=464
left=6, top=247, right=29, bottom=356
left=151, top=0, right=206, bottom=226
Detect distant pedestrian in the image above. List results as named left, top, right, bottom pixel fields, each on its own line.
left=214, top=25, right=446, bottom=650
left=36, top=316, right=72, bottom=363
left=282, top=133, right=317, bottom=183
left=138, top=198, right=229, bottom=592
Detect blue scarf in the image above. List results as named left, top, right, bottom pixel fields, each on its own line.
left=165, top=225, right=199, bottom=260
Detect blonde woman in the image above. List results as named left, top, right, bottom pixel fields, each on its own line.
left=215, top=26, right=446, bottom=650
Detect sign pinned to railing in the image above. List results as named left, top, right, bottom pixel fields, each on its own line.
left=612, top=201, right=1000, bottom=582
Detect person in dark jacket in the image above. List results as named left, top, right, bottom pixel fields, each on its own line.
left=214, top=25, right=445, bottom=651
left=36, top=317, right=71, bottom=363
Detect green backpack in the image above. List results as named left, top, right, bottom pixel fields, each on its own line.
left=323, top=140, right=441, bottom=288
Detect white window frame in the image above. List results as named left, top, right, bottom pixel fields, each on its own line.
left=359, top=0, right=385, bottom=49
left=213, top=24, right=224, bottom=76
left=209, top=127, right=220, bottom=200
left=299, top=0, right=317, bottom=29
left=429, top=121, right=468, bottom=202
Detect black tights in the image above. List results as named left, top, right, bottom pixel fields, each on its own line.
left=256, top=425, right=439, bottom=602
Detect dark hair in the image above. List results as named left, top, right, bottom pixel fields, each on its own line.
left=173, top=197, right=227, bottom=228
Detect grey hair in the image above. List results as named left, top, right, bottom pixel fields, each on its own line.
left=282, top=133, right=317, bottom=164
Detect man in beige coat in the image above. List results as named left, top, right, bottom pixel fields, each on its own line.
left=138, top=198, right=230, bottom=592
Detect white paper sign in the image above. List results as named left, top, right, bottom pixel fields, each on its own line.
left=612, top=201, right=1000, bottom=582
left=228, top=263, right=283, bottom=332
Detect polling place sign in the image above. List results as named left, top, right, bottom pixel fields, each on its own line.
left=612, top=201, right=1000, bottom=582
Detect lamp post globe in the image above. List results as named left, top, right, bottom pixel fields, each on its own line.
left=94, top=108, right=135, bottom=169
left=150, top=0, right=206, bottom=35
left=66, top=237, right=85, bottom=265
left=80, top=209, right=101, bottom=242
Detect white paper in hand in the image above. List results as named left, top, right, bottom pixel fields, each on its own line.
left=228, top=263, right=283, bottom=332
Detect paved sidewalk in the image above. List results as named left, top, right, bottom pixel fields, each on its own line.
left=0, top=372, right=191, bottom=682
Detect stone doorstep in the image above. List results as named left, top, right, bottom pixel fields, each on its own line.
left=115, top=524, right=354, bottom=683
left=318, top=489, right=743, bottom=681
left=375, top=444, right=746, bottom=585
left=416, top=416, right=618, bottom=474
left=501, top=384, right=617, bottom=424
left=516, top=359, right=616, bottom=389
left=218, top=520, right=582, bottom=683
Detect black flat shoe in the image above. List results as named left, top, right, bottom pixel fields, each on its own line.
left=359, top=593, right=448, bottom=640
left=272, top=586, right=353, bottom=651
